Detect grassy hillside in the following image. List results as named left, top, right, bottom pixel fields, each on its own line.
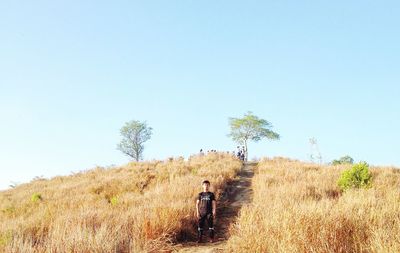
left=3, top=155, right=399, bottom=252
left=0, top=153, right=242, bottom=252
left=226, top=158, right=400, bottom=253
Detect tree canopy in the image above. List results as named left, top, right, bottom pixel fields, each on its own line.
left=228, top=111, right=280, bottom=161
left=332, top=155, right=354, bottom=165
left=117, top=120, right=152, bottom=161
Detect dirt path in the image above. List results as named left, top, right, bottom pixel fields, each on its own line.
left=173, top=162, right=256, bottom=253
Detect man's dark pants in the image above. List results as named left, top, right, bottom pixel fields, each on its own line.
left=198, top=212, right=214, bottom=239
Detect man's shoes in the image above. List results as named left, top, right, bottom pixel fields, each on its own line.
left=209, top=238, right=214, bottom=243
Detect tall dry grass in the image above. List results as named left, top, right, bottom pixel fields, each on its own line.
left=0, top=153, right=242, bottom=252
left=226, top=157, right=400, bottom=253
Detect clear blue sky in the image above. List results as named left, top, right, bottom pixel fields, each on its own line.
left=1, top=1, right=399, bottom=190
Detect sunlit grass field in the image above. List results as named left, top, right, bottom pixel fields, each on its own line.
left=0, top=153, right=242, bottom=252
left=2, top=155, right=399, bottom=252
left=226, top=157, right=400, bottom=253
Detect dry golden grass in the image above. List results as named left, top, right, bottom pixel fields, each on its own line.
left=226, top=157, right=400, bottom=253
left=0, top=153, right=242, bottom=253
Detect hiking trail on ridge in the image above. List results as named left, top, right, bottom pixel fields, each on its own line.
left=173, top=162, right=256, bottom=253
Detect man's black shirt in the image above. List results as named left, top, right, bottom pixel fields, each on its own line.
left=198, top=191, right=215, bottom=215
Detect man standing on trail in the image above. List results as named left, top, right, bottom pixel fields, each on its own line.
left=196, top=180, right=216, bottom=243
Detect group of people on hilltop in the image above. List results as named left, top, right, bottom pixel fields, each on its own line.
left=236, top=146, right=246, bottom=161
left=198, top=147, right=246, bottom=161
left=199, top=149, right=218, bottom=155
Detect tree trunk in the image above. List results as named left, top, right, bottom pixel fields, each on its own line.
left=244, top=139, right=248, bottom=162
left=134, top=148, right=140, bottom=161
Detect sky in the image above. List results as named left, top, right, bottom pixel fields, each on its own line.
left=1, top=1, right=399, bottom=190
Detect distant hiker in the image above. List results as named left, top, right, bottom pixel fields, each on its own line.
left=199, top=149, right=204, bottom=156
left=196, top=180, right=216, bottom=243
left=240, top=147, right=245, bottom=161
left=237, top=146, right=244, bottom=161
left=236, top=146, right=241, bottom=158
left=237, top=146, right=245, bottom=161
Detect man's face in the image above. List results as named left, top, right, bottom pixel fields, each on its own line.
left=202, top=183, right=210, bottom=191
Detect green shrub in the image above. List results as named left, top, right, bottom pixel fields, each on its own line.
left=110, top=196, right=118, bottom=206
left=31, top=193, right=42, bottom=202
left=337, top=162, right=372, bottom=191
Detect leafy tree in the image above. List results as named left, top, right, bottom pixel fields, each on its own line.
left=117, top=120, right=152, bottom=161
left=332, top=155, right=354, bottom=165
left=228, top=111, right=279, bottom=161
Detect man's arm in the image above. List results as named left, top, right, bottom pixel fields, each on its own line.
left=196, top=199, right=200, bottom=218
left=212, top=200, right=216, bottom=218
